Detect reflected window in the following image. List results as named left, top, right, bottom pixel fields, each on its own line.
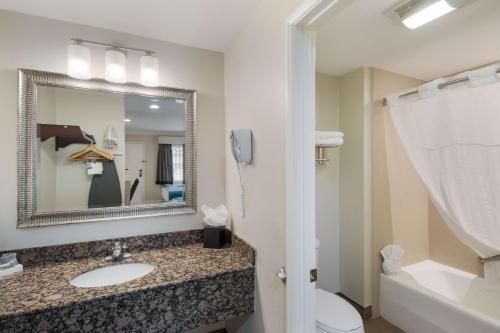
left=172, top=144, right=184, bottom=184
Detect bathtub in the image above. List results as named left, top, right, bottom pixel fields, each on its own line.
left=380, top=260, right=500, bottom=333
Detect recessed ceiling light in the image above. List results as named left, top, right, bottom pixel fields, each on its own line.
left=124, top=118, right=131, bottom=122
left=175, top=99, right=185, bottom=104
left=150, top=104, right=160, bottom=109
left=402, top=0, right=454, bottom=29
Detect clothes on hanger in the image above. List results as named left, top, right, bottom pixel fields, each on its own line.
left=88, top=160, right=122, bottom=208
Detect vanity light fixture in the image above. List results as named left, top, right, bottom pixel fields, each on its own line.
left=149, top=104, right=160, bottom=110
left=105, top=49, right=127, bottom=84
left=140, top=54, right=159, bottom=87
left=396, top=0, right=474, bottom=29
left=67, top=42, right=91, bottom=79
left=68, top=39, right=159, bottom=86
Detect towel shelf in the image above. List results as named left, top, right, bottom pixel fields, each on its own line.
left=37, top=123, right=96, bottom=151
left=316, top=144, right=339, bottom=148
left=315, top=130, right=343, bottom=164
left=315, top=145, right=338, bottom=165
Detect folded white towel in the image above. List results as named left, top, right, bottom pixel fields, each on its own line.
left=381, top=244, right=405, bottom=275
left=315, top=131, right=344, bottom=139
left=381, top=244, right=405, bottom=261
left=316, top=137, right=344, bottom=146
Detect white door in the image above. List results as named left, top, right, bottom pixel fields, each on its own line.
left=125, top=142, right=146, bottom=205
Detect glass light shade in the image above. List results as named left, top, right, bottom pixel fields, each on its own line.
left=105, top=49, right=127, bottom=83
left=140, top=55, right=159, bottom=87
left=68, top=44, right=91, bottom=79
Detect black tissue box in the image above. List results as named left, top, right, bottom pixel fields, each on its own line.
left=203, top=226, right=226, bottom=249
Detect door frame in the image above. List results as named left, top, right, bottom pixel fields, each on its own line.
left=285, top=1, right=353, bottom=331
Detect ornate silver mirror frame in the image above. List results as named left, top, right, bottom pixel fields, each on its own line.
left=18, top=69, right=197, bottom=228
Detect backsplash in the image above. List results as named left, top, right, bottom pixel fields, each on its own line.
left=5, top=230, right=203, bottom=267
left=2, top=230, right=256, bottom=268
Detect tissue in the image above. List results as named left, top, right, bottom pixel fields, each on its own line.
left=201, top=204, right=229, bottom=227
left=381, top=244, right=405, bottom=275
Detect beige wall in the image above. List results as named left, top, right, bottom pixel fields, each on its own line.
left=0, top=10, right=225, bottom=250
left=372, top=68, right=426, bottom=317
left=223, top=0, right=302, bottom=331
left=315, top=72, right=340, bottom=293
left=316, top=69, right=373, bottom=307
left=429, top=201, right=482, bottom=276
left=338, top=68, right=372, bottom=307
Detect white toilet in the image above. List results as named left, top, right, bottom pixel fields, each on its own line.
left=315, top=239, right=364, bottom=333
left=316, top=289, right=364, bottom=333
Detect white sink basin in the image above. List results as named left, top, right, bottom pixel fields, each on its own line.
left=70, top=263, right=155, bottom=288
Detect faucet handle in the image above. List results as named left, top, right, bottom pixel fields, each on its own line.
left=122, top=243, right=131, bottom=259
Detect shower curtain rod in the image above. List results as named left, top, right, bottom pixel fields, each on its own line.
left=382, top=68, right=500, bottom=106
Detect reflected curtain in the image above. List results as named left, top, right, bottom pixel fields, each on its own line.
left=388, top=63, right=500, bottom=285
left=156, top=144, right=173, bottom=185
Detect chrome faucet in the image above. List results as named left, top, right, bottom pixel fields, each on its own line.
left=105, top=242, right=131, bottom=261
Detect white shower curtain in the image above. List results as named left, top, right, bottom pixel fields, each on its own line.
left=387, top=64, right=500, bottom=284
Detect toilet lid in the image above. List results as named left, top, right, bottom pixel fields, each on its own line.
left=316, top=289, right=363, bottom=332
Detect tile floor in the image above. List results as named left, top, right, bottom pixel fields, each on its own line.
left=364, top=318, right=405, bottom=333
left=205, top=318, right=404, bottom=333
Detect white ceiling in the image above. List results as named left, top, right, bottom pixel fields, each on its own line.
left=0, top=0, right=258, bottom=52
left=125, top=95, right=185, bottom=133
left=316, top=0, right=500, bottom=80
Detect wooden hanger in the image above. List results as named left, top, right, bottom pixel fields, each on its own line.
left=68, top=145, right=115, bottom=161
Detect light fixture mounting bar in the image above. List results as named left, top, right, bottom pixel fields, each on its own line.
left=71, top=38, right=155, bottom=55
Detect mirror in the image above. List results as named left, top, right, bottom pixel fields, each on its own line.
left=18, top=69, right=196, bottom=227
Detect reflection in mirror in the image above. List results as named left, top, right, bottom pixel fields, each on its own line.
left=124, top=95, right=186, bottom=206
left=36, top=87, right=186, bottom=213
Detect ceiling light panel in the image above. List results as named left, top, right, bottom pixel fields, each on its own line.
left=401, top=0, right=455, bottom=29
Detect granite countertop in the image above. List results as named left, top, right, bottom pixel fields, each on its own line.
left=0, top=243, right=254, bottom=319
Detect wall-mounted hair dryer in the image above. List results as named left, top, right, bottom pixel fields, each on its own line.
left=230, top=129, right=253, bottom=218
